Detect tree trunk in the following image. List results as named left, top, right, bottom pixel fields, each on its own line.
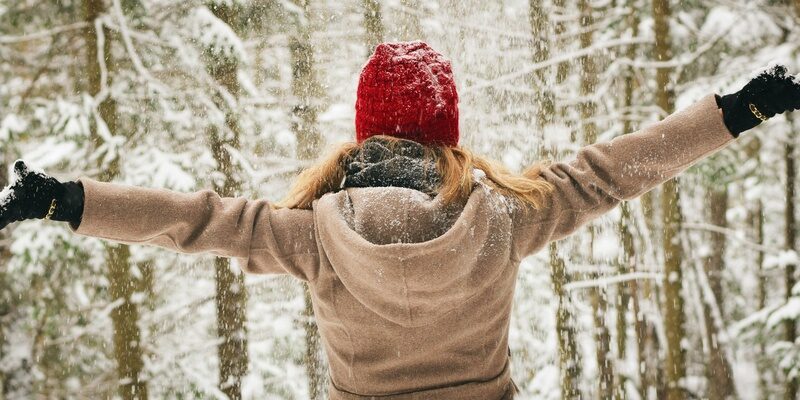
left=528, top=0, right=548, bottom=66
left=591, top=282, right=616, bottom=399
left=652, top=1, right=686, bottom=399
left=783, top=7, right=799, bottom=395
left=703, top=188, right=734, bottom=400
left=83, top=1, right=147, bottom=398
left=290, top=1, right=326, bottom=397
left=545, top=2, right=581, bottom=397
left=528, top=0, right=554, bottom=129
left=106, top=245, right=146, bottom=400
left=0, top=157, right=8, bottom=400
left=637, top=0, right=656, bottom=234
left=578, top=1, right=616, bottom=397
left=203, top=5, right=251, bottom=399
left=552, top=0, right=569, bottom=89
left=290, top=2, right=322, bottom=161
left=619, top=202, right=635, bottom=393
left=550, top=243, right=582, bottom=399
left=213, top=259, right=248, bottom=400
left=397, top=0, right=424, bottom=41
left=784, top=113, right=798, bottom=400
left=618, top=3, right=641, bottom=398
left=743, top=134, right=770, bottom=398
left=362, top=0, right=384, bottom=56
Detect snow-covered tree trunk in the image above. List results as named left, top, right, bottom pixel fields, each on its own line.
left=742, top=132, right=769, bottom=398
left=82, top=1, right=147, bottom=399
left=617, top=2, right=642, bottom=397
left=552, top=0, right=570, bottom=89
left=783, top=111, right=798, bottom=400
left=703, top=188, right=734, bottom=400
left=795, top=0, right=800, bottom=21
left=289, top=1, right=326, bottom=398
left=541, top=1, right=582, bottom=397
left=528, top=0, right=553, bottom=130
left=204, top=3, right=250, bottom=399
left=291, top=1, right=323, bottom=162
left=577, top=0, right=616, bottom=398
left=0, top=157, right=7, bottom=400
left=652, top=1, right=687, bottom=399
left=362, top=0, right=384, bottom=56
left=550, top=243, right=582, bottom=399
left=396, top=0, right=424, bottom=41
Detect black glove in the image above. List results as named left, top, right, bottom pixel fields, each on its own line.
left=716, top=65, right=800, bottom=137
left=0, top=160, right=84, bottom=231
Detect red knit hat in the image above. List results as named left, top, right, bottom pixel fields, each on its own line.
left=355, top=41, right=460, bottom=147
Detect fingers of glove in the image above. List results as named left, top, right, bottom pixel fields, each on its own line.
left=758, top=98, right=782, bottom=117
left=768, top=84, right=792, bottom=112
left=769, top=80, right=800, bottom=113
left=749, top=65, right=790, bottom=97
left=778, top=86, right=800, bottom=113
left=13, top=160, right=28, bottom=178
left=757, top=71, right=796, bottom=114
left=760, top=64, right=788, bottom=82
left=3, top=161, right=59, bottom=220
left=18, top=166, right=58, bottom=197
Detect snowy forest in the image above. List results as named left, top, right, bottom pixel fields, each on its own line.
left=1, top=0, right=799, bottom=399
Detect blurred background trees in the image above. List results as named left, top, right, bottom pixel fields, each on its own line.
left=1, top=0, right=799, bottom=398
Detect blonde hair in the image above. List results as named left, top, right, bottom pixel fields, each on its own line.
left=275, top=135, right=554, bottom=210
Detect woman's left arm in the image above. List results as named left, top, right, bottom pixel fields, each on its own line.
left=512, top=65, right=800, bottom=258
left=0, top=163, right=319, bottom=281
left=69, top=177, right=320, bottom=280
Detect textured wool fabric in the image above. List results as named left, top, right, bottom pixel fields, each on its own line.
left=355, top=41, right=460, bottom=147
left=343, top=138, right=442, bottom=197
left=70, top=94, right=733, bottom=399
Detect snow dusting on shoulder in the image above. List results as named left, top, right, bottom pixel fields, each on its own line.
left=470, top=168, right=524, bottom=216
left=472, top=168, right=486, bottom=182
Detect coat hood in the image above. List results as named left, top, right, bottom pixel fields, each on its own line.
left=313, top=182, right=516, bottom=328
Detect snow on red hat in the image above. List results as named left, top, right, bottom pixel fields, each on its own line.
left=355, top=41, right=460, bottom=147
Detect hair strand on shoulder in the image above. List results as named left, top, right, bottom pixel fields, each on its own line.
left=275, top=135, right=554, bottom=210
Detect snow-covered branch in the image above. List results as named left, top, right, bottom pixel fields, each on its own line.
left=0, top=22, right=89, bottom=44
left=564, top=271, right=663, bottom=291
left=462, top=37, right=654, bottom=95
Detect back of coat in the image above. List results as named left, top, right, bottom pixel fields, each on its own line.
left=311, top=182, right=521, bottom=400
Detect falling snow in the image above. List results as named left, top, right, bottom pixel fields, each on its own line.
left=0, top=1, right=799, bottom=400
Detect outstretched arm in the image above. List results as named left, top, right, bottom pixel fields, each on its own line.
left=512, top=65, right=800, bottom=258
left=0, top=166, right=319, bottom=281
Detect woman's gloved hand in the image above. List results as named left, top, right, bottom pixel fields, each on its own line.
left=0, top=160, right=84, bottom=230
left=716, top=65, right=800, bottom=137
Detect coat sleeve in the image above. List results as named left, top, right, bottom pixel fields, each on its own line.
left=69, top=178, right=320, bottom=281
left=511, top=94, right=736, bottom=258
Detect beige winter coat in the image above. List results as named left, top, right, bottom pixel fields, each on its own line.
left=69, top=94, right=735, bottom=399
